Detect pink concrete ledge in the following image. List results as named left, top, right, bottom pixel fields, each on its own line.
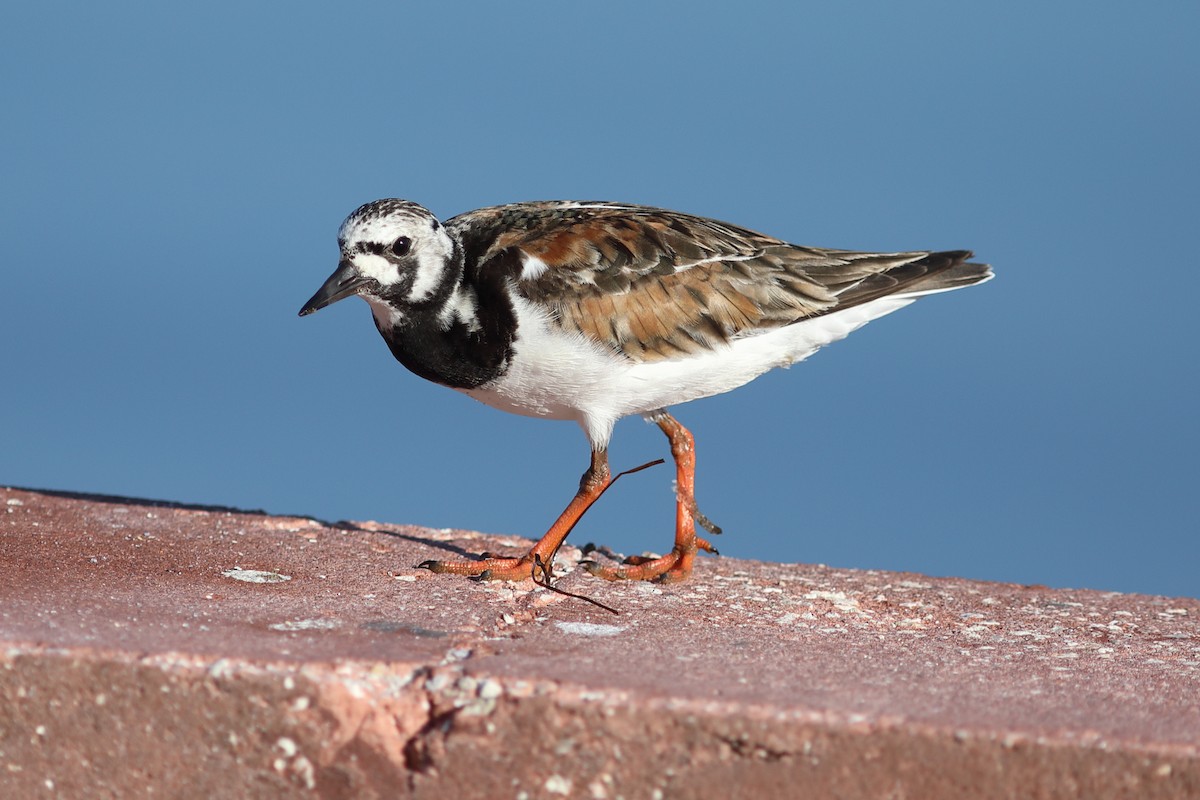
left=1, top=486, right=1198, bottom=798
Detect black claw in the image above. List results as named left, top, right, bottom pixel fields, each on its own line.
left=580, top=542, right=597, bottom=556
left=415, top=560, right=438, bottom=571
left=709, top=546, right=720, bottom=556
left=472, top=569, right=493, bottom=582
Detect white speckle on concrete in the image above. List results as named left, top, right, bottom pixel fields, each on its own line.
left=425, top=672, right=452, bottom=693
left=803, top=590, right=869, bottom=615
left=544, top=775, right=573, bottom=795
left=554, top=622, right=625, bottom=637
left=208, top=659, right=236, bottom=680
left=293, top=755, right=316, bottom=789
left=222, top=568, right=291, bottom=584
left=268, top=619, right=339, bottom=632
left=589, top=777, right=612, bottom=798
left=443, top=647, right=473, bottom=664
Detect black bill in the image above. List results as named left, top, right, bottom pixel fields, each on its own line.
left=298, top=260, right=369, bottom=316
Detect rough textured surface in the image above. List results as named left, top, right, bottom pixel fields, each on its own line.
left=1, top=486, right=1198, bottom=799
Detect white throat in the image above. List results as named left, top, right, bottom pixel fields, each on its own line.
left=365, top=295, right=407, bottom=329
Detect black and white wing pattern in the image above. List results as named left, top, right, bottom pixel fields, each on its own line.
left=448, top=201, right=991, bottom=362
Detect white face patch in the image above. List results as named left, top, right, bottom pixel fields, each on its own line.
left=338, top=201, right=455, bottom=305
left=350, top=252, right=400, bottom=285
left=406, top=233, right=454, bottom=302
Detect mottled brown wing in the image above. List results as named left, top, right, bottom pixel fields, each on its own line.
left=450, top=202, right=980, bottom=363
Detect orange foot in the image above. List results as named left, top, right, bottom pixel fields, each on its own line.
left=417, top=410, right=720, bottom=586
left=581, top=536, right=718, bottom=583
left=416, top=450, right=617, bottom=582
left=416, top=553, right=539, bottom=582
left=580, top=410, right=719, bottom=583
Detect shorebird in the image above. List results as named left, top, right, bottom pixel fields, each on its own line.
left=300, top=199, right=991, bottom=583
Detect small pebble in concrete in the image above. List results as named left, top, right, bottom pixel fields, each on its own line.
left=222, top=568, right=291, bottom=584
left=544, top=775, right=573, bottom=795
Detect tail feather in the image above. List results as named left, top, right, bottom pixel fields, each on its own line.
left=826, top=249, right=992, bottom=312
left=901, top=251, right=993, bottom=297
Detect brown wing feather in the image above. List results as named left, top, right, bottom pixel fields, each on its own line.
left=448, top=202, right=988, bottom=363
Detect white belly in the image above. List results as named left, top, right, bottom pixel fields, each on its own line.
left=461, top=294, right=915, bottom=447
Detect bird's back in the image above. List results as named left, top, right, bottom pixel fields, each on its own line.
left=448, top=201, right=992, bottom=364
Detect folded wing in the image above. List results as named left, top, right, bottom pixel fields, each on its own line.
left=450, top=202, right=991, bottom=363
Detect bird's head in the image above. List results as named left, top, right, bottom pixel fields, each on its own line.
left=299, top=199, right=455, bottom=320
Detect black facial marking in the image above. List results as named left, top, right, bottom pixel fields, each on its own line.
left=370, top=242, right=519, bottom=390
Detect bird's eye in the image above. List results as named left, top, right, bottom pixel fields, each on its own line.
left=391, top=236, right=412, bottom=257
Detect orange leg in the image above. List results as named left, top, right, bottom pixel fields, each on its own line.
left=583, top=410, right=717, bottom=583
left=417, top=449, right=612, bottom=581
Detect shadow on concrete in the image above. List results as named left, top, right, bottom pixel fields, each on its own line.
left=8, top=485, right=487, bottom=561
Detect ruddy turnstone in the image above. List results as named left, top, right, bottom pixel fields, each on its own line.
left=300, top=199, right=992, bottom=583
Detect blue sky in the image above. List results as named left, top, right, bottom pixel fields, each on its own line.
left=2, top=3, right=1197, bottom=598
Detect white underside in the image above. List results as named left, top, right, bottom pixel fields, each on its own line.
left=461, top=292, right=930, bottom=448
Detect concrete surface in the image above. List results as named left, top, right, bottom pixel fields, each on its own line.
left=1, top=485, right=1197, bottom=799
